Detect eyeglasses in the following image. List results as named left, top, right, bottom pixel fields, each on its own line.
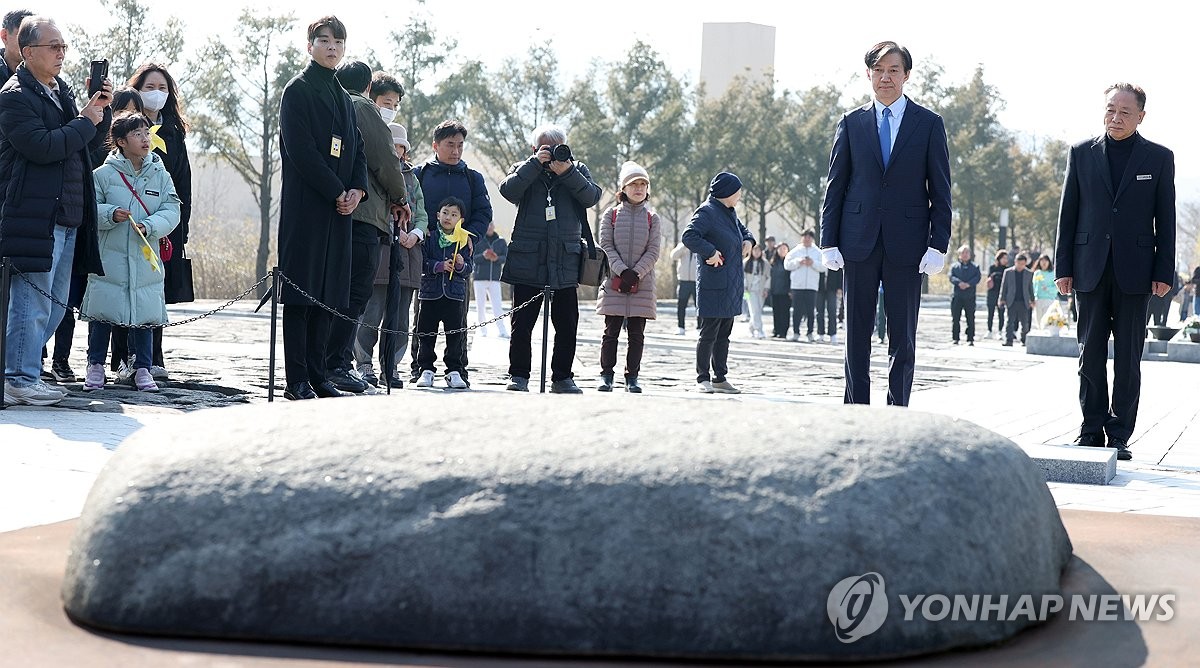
left=26, top=43, right=69, bottom=54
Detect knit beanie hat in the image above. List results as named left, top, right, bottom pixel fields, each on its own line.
left=709, top=171, right=742, bottom=199
left=389, top=123, right=410, bottom=152
left=618, top=160, right=650, bottom=189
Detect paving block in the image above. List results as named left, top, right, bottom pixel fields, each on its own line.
left=1022, top=443, right=1116, bottom=485
left=1024, top=332, right=1082, bottom=357
left=1166, top=340, right=1200, bottom=363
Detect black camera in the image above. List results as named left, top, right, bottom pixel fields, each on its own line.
left=550, top=144, right=572, bottom=162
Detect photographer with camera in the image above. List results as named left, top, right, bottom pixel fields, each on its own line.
left=499, top=125, right=601, bottom=393
left=1, top=16, right=112, bottom=405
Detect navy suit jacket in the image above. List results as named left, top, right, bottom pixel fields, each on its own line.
left=820, top=97, right=952, bottom=265
left=1054, top=133, right=1175, bottom=294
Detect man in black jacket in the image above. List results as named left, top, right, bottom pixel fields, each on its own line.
left=1, top=16, right=110, bottom=406
left=0, top=9, right=32, bottom=83
left=948, top=245, right=981, bottom=345
left=1054, top=83, right=1175, bottom=460
left=499, top=124, right=601, bottom=393
left=276, top=16, right=369, bottom=401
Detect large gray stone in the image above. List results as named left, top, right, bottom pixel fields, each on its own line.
left=63, top=396, right=1072, bottom=662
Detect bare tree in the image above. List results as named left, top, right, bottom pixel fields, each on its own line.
left=186, top=10, right=300, bottom=296
left=62, top=0, right=185, bottom=101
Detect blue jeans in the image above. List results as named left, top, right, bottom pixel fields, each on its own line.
left=88, top=322, right=151, bottom=370
left=4, top=225, right=76, bottom=386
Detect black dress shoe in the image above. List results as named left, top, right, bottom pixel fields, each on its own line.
left=328, top=368, right=367, bottom=393
left=313, top=380, right=344, bottom=398
left=1108, top=437, right=1133, bottom=461
left=284, top=382, right=317, bottom=401
left=1073, top=433, right=1105, bottom=448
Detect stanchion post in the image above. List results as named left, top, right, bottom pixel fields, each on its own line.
left=268, top=267, right=280, bottom=402
left=0, top=257, right=10, bottom=410
left=539, top=285, right=551, bottom=393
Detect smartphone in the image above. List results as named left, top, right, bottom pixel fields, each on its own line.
left=88, top=59, right=108, bottom=97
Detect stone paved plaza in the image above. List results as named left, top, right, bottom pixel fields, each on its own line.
left=3, top=294, right=1199, bottom=533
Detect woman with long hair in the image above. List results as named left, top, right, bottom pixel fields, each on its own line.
left=110, top=63, right=192, bottom=381
left=744, top=244, right=768, bottom=339
left=768, top=242, right=791, bottom=338
left=1032, top=254, right=1057, bottom=330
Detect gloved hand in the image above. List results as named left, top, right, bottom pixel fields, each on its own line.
left=434, top=260, right=452, bottom=273
left=619, top=268, right=639, bottom=293
left=821, top=247, right=844, bottom=271
left=918, top=247, right=945, bottom=275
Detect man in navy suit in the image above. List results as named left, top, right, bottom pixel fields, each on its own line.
left=1054, top=83, right=1175, bottom=461
left=819, top=41, right=952, bottom=406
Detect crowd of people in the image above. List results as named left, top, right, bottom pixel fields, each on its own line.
left=0, top=16, right=1192, bottom=468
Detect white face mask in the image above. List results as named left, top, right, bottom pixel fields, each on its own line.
left=377, top=107, right=396, bottom=123
left=141, top=89, right=168, bottom=111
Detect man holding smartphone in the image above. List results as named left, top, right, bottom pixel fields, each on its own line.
left=0, top=16, right=112, bottom=405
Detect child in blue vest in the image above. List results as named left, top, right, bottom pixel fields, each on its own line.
left=415, top=197, right=474, bottom=389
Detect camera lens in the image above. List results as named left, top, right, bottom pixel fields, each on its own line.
left=551, top=144, right=572, bottom=162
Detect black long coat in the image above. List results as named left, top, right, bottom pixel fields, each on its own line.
left=152, top=110, right=193, bottom=303
left=277, top=61, right=368, bottom=307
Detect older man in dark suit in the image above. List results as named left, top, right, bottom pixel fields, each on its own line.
left=1054, top=83, right=1175, bottom=460
left=819, top=41, right=952, bottom=406
left=277, top=15, right=369, bottom=401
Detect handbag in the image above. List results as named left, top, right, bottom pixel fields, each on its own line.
left=117, top=171, right=172, bottom=261
left=578, top=218, right=608, bottom=286
left=167, top=244, right=195, bottom=304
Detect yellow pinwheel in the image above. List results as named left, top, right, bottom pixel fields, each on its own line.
left=129, top=216, right=160, bottom=272
left=148, top=125, right=167, bottom=155
left=443, top=220, right=474, bottom=281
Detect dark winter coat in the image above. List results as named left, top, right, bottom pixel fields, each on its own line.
left=414, top=157, right=491, bottom=240
left=681, top=196, right=755, bottom=318
left=473, top=232, right=508, bottom=281
left=769, top=256, right=791, bottom=296
left=348, top=90, right=407, bottom=237
left=419, top=226, right=473, bottom=302
left=277, top=61, right=368, bottom=307
left=498, top=157, right=602, bottom=290
left=949, top=260, right=981, bottom=296
left=0, top=63, right=106, bottom=274
left=150, top=109, right=193, bottom=303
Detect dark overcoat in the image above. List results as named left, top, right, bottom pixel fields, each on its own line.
left=682, top=196, right=755, bottom=318
left=277, top=60, right=368, bottom=307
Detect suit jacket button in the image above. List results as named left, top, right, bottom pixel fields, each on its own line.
left=1112, top=207, right=1118, bottom=213
left=1105, top=234, right=1111, bottom=240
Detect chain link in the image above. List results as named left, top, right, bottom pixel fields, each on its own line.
left=10, top=266, right=545, bottom=337
left=276, top=270, right=542, bottom=337
left=13, top=269, right=272, bottom=329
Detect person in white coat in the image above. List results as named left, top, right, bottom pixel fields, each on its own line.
left=81, top=112, right=181, bottom=392
left=783, top=230, right=825, bottom=341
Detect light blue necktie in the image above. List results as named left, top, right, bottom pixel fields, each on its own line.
left=880, top=107, right=892, bottom=168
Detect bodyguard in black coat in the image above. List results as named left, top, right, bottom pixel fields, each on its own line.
left=276, top=16, right=369, bottom=400
left=1054, top=83, right=1175, bottom=459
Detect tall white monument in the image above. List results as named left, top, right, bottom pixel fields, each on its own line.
left=700, top=22, right=777, bottom=99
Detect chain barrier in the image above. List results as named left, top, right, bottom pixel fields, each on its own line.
left=12, top=267, right=542, bottom=337
left=275, top=270, right=542, bottom=338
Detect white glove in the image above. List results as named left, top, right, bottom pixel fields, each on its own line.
left=820, top=247, right=844, bottom=271
left=918, top=247, right=945, bottom=275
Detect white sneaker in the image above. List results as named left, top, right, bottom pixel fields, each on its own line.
left=445, top=371, right=468, bottom=390
left=499, top=331, right=510, bottom=339
left=807, top=333, right=815, bottom=343
left=3, top=379, right=65, bottom=406
left=149, top=365, right=168, bottom=380
left=416, top=370, right=435, bottom=387
left=696, top=380, right=714, bottom=394
left=830, top=334, right=839, bottom=345
left=711, top=379, right=741, bottom=394
left=84, top=363, right=106, bottom=391
left=677, top=327, right=686, bottom=336
left=116, top=359, right=135, bottom=385
left=788, top=332, right=800, bottom=341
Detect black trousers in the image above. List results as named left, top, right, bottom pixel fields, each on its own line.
left=843, top=239, right=921, bottom=406
left=415, top=296, right=467, bottom=374
left=410, top=296, right=470, bottom=380
left=696, top=316, right=734, bottom=382
left=791, top=289, right=817, bottom=335
left=109, top=326, right=164, bottom=369
left=600, top=314, right=646, bottom=377
left=986, top=292, right=1006, bottom=333
left=326, top=222, right=382, bottom=372
left=508, top=283, right=578, bottom=382
left=282, top=304, right=332, bottom=387
left=951, top=291, right=977, bottom=342
left=1075, top=258, right=1149, bottom=441
left=816, top=288, right=839, bottom=336
left=676, top=280, right=697, bottom=329
left=770, top=293, right=790, bottom=336
left=1006, top=301, right=1030, bottom=344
